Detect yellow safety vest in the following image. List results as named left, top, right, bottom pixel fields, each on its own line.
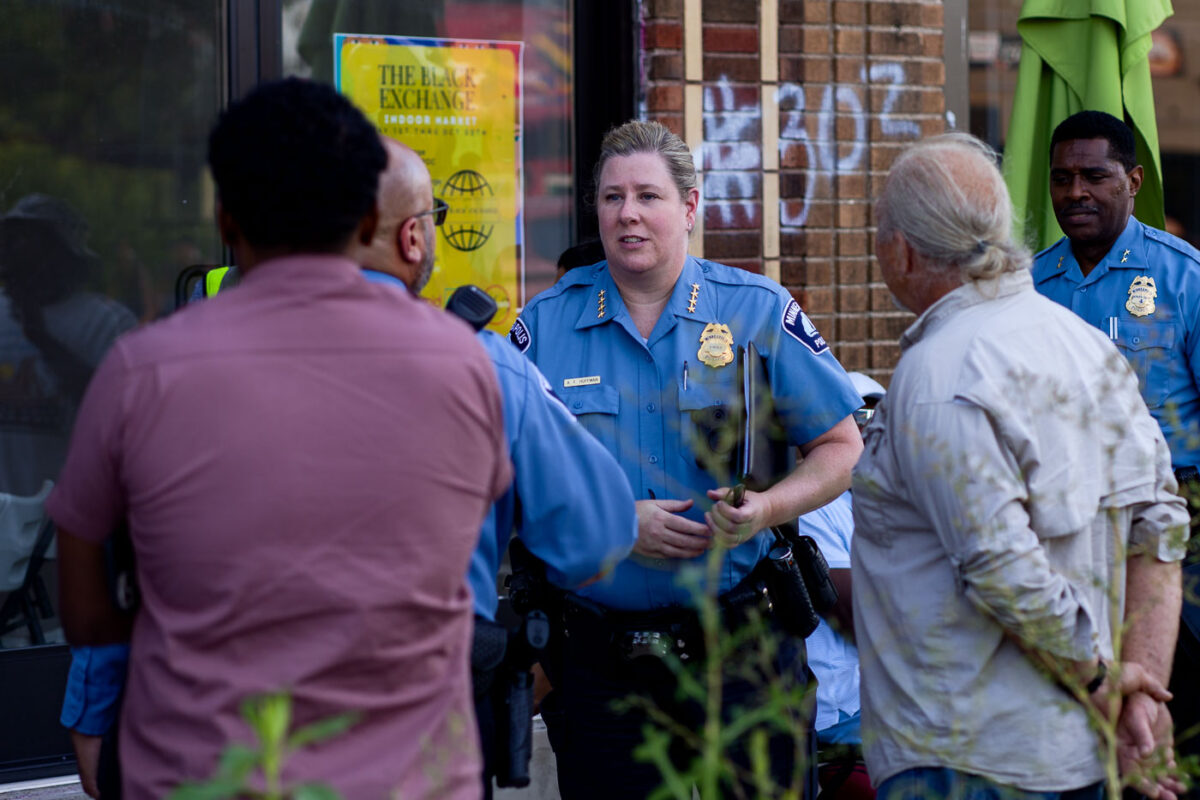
left=205, top=266, right=236, bottom=297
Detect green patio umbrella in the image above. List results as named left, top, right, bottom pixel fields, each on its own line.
left=1002, top=0, right=1172, bottom=252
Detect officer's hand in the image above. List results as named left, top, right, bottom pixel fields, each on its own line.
left=705, top=487, right=768, bottom=548
left=634, top=499, right=711, bottom=559
left=69, top=730, right=103, bottom=798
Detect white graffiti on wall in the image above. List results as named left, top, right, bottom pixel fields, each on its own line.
left=698, top=64, right=922, bottom=228
left=699, top=77, right=761, bottom=228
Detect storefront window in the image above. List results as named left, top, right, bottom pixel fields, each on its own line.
left=968, top=0, right=1200, bottom=246
left=281, top=0, right=574, bottom=318
left=0, top=0, right=225, bottom=775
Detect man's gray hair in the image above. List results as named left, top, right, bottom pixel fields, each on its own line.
left=877, top=132, right=1030, bottom=281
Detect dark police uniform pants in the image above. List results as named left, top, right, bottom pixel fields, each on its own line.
left=539, top=597, right=817, bottom=799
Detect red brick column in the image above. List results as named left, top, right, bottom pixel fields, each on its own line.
left=641, top=0, right=947, bottom=381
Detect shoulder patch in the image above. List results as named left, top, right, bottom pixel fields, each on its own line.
left=782, top=299, right=828, bottom=355
left=509, top=318, right=531, bottom=353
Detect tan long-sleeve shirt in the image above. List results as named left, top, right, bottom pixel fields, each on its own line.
left=852, top=269, right=1187, bottom=791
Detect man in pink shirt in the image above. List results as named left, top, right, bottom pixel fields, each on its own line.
left=49, top=78, right=510, bottom=800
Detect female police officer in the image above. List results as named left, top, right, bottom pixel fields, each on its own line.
left=509, top=120, right=862, bottom=798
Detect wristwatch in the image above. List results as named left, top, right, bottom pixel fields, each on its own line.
left=1085, top=659, right=1107, bottom=694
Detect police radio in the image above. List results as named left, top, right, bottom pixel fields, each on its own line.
left=445, top=284, right=497, bottom=331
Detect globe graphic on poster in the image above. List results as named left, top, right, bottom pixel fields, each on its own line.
left=441, top=169, right=495, bottom=252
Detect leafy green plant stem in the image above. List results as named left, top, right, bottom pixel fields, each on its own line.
left=699, top=541, right=726, bottom=799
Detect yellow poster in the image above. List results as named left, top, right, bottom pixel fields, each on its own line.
left=335, top=34, right=524, bottom=332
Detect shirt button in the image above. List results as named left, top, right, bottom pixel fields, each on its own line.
left=645, top=354, right=653, bottom=363
left=1080, top=287, right=1087, bottom=293
left=649, top=455, right=659, bottom=464
left=572, top=401, right=582, bottom=409
left=647, top=402, right=656, bottom=412
left=1133, top=337, right=1141, bottom=344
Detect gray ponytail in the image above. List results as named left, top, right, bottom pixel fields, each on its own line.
left=877, top=133, right=1030, bottom=280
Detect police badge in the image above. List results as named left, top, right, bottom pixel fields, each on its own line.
left=698, top=322, right=734, bottom=367
left=1126, top=275, right=1157, bottom=317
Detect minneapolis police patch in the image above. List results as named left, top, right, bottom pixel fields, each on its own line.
left=782, top=299, right=828, bottom=355
left=509, top=318, right=531, bottom=353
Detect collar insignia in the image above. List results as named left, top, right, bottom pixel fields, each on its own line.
left=697, top=322, right=734, bottom=368
left=1126, top=275, right=1156, bottom=317
left=1121, top=249, right=1131, bottom=263
left=687, top=283, right=699, bottom=314
left=1056, top=255, right=1064, bottom=270
left=597, top=289, right=607, bottom=319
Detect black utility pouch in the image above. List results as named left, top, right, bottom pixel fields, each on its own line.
left=795, top=534, right=839, bottom=615
left=470, top=617, right=508, bottom=697
left=763, top=543, right=820, bottom=638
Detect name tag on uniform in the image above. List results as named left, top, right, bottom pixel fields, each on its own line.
left=563, top=376, right=601, bottom=388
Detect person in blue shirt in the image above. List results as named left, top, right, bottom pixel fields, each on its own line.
left=356, top=135, right=638, bottom=797
left=803, top=372, right=884, bottom=800
left=1031, top=109, right=1198, bottom=796
left=509, top=120, right=863, bottom=799
left=60, top=136, right=637, bottom=799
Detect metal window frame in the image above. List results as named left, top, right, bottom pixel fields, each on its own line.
left=573, top=0, right=638, bottom=242
left=943, top=0, right=969, bottom=131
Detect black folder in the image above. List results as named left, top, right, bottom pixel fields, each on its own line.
left=735, top=341, right=789, bottom=492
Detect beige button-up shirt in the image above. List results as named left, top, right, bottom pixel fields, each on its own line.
left=852, top=269, right=1187, bottom=791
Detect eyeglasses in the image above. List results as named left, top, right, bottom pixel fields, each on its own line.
left=411, top=198, right=449, bottom=227
left=853, top=406, right=875, bottom=429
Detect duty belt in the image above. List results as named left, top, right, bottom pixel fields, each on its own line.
left=560, top=570, right=774, bottom=667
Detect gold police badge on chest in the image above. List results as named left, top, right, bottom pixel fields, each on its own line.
left=698, top=323, right=734, bottom=367
left=1126, top=275, right=1157, bottom=317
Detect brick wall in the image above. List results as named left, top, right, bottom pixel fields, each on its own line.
left=641, top=0, right=946, bottom=382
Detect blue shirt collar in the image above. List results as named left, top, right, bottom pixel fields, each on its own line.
left=575, top=264, right=623, bottom=331
left=361, top=268, right=409, bottom=290
left=1054, top=217, right=1144, bottom=286
left=573, top=256, right=715, bottom=333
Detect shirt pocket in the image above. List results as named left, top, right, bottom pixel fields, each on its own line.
left=677, top=374, right=738, bottom=478
left=558, top=384, right=620, bottom=444
left=1114, top=321, right=1176, bottom=409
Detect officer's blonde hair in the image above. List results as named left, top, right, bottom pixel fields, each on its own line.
left=877, top=132, right=1030, bottom=281
left=593, top=120, right=697, bottom=204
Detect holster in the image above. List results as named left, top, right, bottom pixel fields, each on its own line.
left=772, top=520, right=838, bottom=616
left=792, top=532, right=839, bottom=616
left=762, top=542, right=821, bottom=638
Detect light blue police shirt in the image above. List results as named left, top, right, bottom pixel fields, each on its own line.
left=471, top=330, right=638, bottom=620
left=1032, top=217, right=1200, bottom=468
left=509, top=256, right=861, bottom=610
left=361, top=270, right=637, bottom=620
left=797, top=490, right=861, bottom=744
left=59, top=644, right=129, bottom=735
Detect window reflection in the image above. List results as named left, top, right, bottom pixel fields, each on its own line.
left=0, top=0, right=224, bottom=650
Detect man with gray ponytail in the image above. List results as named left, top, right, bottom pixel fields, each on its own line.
left=852, top=133, right=1187, bottom=800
